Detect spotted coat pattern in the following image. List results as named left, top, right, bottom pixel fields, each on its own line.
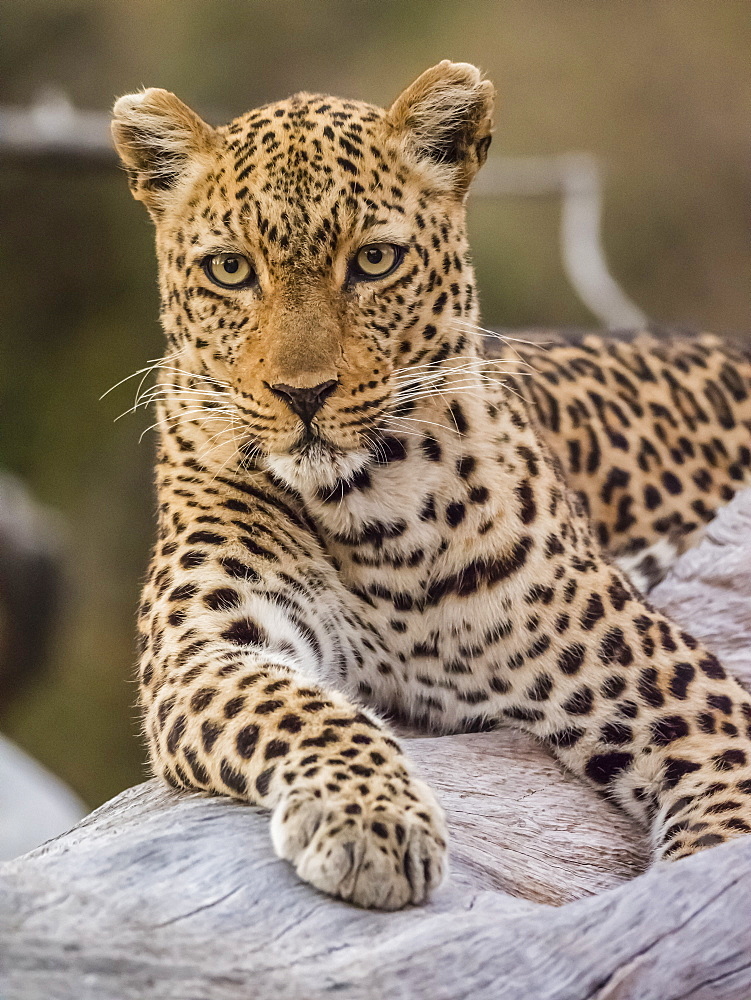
left=111, top=62, right=751, bottom=909
left=494, top=329, right=751, bottom=590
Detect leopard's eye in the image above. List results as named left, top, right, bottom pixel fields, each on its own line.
left=351, top=243, right=403, bottom=280
left=204, top=253, right=254, bottom=288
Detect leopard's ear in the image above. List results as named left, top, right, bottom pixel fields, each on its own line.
left=111, top=89, right=215, bottom=215
left=386, top=61, right=495, bottom=195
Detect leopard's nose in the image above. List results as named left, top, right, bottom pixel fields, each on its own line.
left=266, top=379, right=338, bottom=424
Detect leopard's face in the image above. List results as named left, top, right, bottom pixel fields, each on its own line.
left=113, top=64, right=494, bottom=490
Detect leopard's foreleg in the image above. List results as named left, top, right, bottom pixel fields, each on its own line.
left=139, top=470, right=446, bottom=909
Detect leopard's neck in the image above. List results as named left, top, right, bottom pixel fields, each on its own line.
left=299, top=363, right=589, bottom=601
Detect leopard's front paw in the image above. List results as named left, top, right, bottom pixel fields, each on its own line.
left=270, top=774, right=447, bottom=909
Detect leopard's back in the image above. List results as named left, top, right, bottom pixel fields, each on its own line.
left=489, top=329, right=751, bottom=588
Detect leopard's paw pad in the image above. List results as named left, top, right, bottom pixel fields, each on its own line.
left=270, top=777, right=447, bottom=910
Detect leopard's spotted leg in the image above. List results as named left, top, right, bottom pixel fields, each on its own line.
left=645, top=651, right=751, bottom=861
left=139, top=468, right=446, bottom=909
left=148, top=656, right=446, bottom=908
left=507, top=562, right=751, bottom=862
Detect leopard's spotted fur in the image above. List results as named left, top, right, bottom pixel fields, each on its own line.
left=494, top=329, right=751, bottom=591
left=112, top=62, right=751, bottom=909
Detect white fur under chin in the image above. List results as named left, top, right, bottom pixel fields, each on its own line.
left=264, top=441, right=370, bottom=493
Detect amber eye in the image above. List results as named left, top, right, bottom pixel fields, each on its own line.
left=351, top=243, right=403, bottom=280
left=204, top=253, right=255, bottom=288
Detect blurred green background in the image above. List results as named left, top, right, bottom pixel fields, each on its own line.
left=1, top=0, right=749, bottom=808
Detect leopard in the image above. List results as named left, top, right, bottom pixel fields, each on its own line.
left=111, top=60, right=751, bottom=910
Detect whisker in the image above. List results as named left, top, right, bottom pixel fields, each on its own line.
left=451, top=319, right=553, bottom=349
left=391, top=374, right=526, bottom=405
left=375, top=423, right=432, bottom=443
left=389, top=356, right=535, bottom=384
left=99, top=346, right=190, bottom=396
left=450, top=321, right=547, bottom=375
left=115, top=390, right=234, bottom=423
left=383, top=414, right=454, bottom=436
left=138, top=408, right=237, bottom=443
left=199, top=432, right=245, bottom=484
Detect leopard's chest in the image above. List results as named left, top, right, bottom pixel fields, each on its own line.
left=315, top=481, right=557, bottom=732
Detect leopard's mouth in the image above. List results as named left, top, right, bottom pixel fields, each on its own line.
left=240, top=425, right=347, bottom=460
left=291, top=427, right=342, bottom=456
left=259, top=433, right=371, bottom=494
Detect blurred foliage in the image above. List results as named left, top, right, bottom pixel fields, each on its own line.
left=0, top=0, right=749, bottom=807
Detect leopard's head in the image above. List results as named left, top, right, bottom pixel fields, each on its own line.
left=112, top=62, right=494, bottom=490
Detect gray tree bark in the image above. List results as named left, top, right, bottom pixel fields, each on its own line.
left=2, top=488, right=750, bottom=1000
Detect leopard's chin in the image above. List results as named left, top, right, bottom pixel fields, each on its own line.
left=263, top=437, right=370, bottom=495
